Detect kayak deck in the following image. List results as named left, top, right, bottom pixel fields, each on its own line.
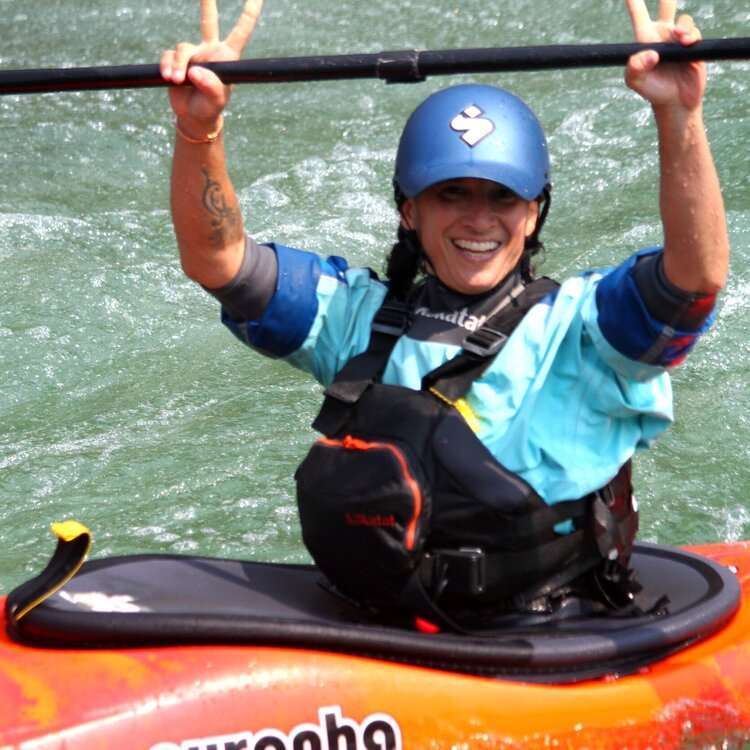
left=1, top=542, right=750, bottom=750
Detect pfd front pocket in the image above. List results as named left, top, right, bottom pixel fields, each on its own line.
left=295, top=434, right=430, bottom=606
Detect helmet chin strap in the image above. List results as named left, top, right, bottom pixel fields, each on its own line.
left=520, top=186, right=551, bottom=282
left=535, top=187, right=552, bottom=238
left=393, top=178, right=408, bottom=210
left=523, top=186, right=551, bottom=249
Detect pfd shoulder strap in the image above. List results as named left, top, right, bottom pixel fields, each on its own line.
left=325, top=299, right=411, bottom=404
left=312, top=298, right=411, bottom=434
left=423, top=276, right=559, bottom=402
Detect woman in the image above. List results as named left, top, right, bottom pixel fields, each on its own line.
left=160, top=0, right=729, bottom=627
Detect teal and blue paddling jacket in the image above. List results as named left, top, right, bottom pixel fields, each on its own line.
left=220, top=241, right=715, bottom=508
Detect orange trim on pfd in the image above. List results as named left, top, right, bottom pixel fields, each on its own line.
left=317, top=436, right=423, bottom=551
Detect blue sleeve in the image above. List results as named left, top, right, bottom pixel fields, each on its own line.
left=594, top=248, right=716, bottom=368
left=222, top=243, right=389, bottom=385
left=222, top=243, right=343, bottom=358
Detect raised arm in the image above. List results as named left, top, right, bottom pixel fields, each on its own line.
left=160, top=0, right=263, bottom=289
left=625, top=0, right=729, bottom=295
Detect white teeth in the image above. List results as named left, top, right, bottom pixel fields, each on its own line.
left=453, top=239, right=499, bottom=253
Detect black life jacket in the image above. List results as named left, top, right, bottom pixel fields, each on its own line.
left=295, top=276, right=640, bottom=630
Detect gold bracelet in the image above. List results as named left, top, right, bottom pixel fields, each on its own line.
left=174, top=115, right=224, bottom=145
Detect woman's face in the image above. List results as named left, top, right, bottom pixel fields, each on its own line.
left=401, top=178, right=539, bottom=295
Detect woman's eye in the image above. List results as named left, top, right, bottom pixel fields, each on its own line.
left=439, top=187, right=465, bottom=201
left=491, top=190, right=517, bottom=204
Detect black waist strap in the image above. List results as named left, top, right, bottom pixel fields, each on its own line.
left=416, top=491, right=638, bottom=608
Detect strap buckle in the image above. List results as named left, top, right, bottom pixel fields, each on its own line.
left=462, top=326, right=509, bottom=358
left=430, top=547, right=486, bottom=596
left=371, top=301, right=411, bottom=337
left=592, top=495, right=624, bottom=562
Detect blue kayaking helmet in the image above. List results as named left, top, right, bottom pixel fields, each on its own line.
left=394, top=84, right=550, bottom=201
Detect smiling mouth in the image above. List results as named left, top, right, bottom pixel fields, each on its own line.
left=451, top=238, right=501, bottom=255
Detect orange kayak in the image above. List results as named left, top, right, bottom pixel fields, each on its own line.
left=2, top=530, right=750, bottom=750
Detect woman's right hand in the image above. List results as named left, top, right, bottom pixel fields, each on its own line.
left=160, top=0, right=263, bottom=139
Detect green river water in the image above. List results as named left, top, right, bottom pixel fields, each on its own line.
left=1, top=0, right=749, bottom=594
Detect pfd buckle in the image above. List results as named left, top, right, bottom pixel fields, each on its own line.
left=431, top=547, right=486, bottom=596
left=462, top=327, right=509, bottom=358
left=371, top=302, right=411, bottom=337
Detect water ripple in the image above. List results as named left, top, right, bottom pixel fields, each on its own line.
left=1, top=0, right=749, bottom=592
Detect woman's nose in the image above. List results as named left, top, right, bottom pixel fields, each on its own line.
left=463, top=198, right=497, bottom=231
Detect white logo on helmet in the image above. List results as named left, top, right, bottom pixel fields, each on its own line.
left=449, top=105, right=495, bottom=147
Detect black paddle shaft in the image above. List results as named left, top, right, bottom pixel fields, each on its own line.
left=1, top=37, right=749, bottom=95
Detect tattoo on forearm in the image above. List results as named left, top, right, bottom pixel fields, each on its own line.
left=201, top=168, right=240, bottom=248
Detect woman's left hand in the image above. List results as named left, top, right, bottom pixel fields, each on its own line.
left=624, top=0, right=706, bottom=112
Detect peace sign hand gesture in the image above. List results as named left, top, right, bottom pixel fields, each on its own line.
left=160, top=0, right=263, bottom=137
left=625, top=0, right=706, bottom=113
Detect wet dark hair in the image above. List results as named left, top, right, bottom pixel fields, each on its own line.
left=385, top=224, right=424, bottom=300
left=385, top=182, right=550, bottom=300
